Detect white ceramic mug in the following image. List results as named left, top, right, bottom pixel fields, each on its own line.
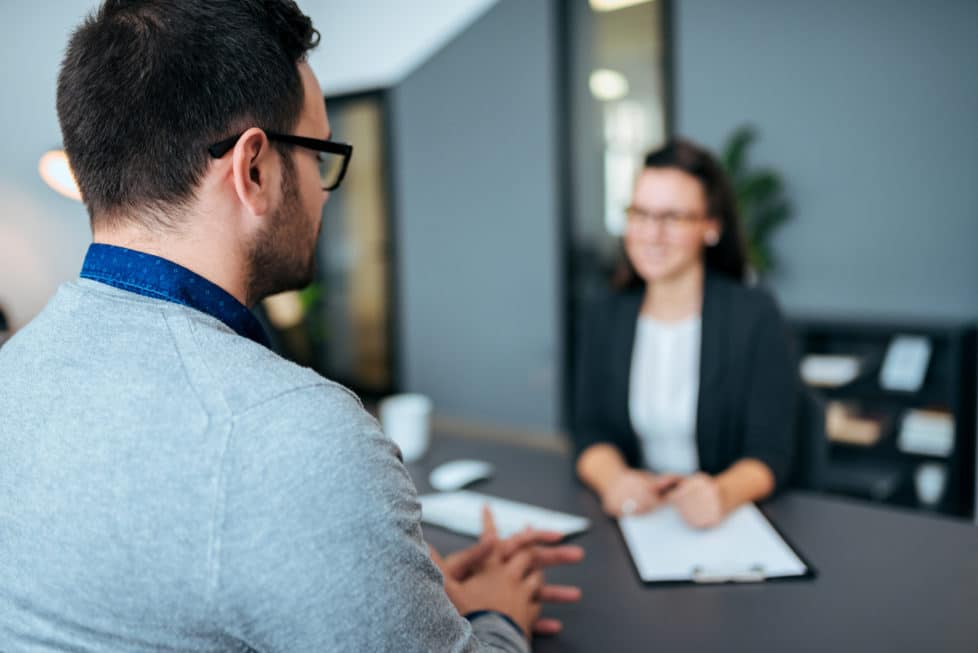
left=379, top=393, right=433, bottom=463
left=914, top=462, right=947, bottom=507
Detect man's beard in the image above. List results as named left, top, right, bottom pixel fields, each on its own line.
left=245, top=158, right=320, bottom=306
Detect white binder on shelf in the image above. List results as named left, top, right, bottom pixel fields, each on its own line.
left=619, top=503, right=814, bottom=585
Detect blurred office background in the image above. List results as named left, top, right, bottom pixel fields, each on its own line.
left=2, top=0, right=977, bottom=520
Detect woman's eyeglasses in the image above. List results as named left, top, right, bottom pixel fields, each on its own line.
left=625, top=206, right=706, bottom=232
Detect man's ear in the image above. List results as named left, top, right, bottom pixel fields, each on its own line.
left=231, top=127, right=278, bottom=218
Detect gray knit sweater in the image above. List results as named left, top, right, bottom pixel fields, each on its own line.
left=0, top=280, right=528, bottom=653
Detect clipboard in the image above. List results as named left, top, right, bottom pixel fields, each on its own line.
left=618, top=503, right=816, bottom=586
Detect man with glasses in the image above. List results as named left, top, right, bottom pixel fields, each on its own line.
left=0, top=2, right=580, bottom=651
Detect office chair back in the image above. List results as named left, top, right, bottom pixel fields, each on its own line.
left=790, top=384, right=827, bottom=491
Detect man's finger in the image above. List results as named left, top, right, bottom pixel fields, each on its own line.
left=531, top=545, right=585, bottom=568
left=442, top=539, right=494, bottom=580
left=500, top=529, right=565, bottom=559
left=536, top=584, right=582, bottom=603
left=532, top=618, right=563, bottom=636
left=428, top=545, right=464, bottom=593
left=480, top=504, right=498, bottom=544
left=428, top=545, right=446, bottom=569
left=499, top=528, right=537, bottom=558
left=505, top=549, right=535, bottom=578
left=523, top=569, right=545, bottom=592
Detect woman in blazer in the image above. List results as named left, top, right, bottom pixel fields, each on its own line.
left=573, top=138, right=797, bottom=528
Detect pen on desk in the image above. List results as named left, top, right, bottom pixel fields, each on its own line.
left=655, top=476, right=682, bottom=499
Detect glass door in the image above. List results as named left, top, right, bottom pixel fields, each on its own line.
left=262, top=90, right=397, bottom=398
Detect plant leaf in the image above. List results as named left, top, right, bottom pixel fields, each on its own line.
left=721, top=125, right=756, bottom=179
left=752, top=201, right=791, bottom=241
left=737, top=170, right=783, bottom=209
left=720, top=126, right=792, bottom=276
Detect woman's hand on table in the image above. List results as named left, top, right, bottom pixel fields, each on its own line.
left=668, top=472, right=728, bottom=528
left=599, top=469, right=682, bottom=517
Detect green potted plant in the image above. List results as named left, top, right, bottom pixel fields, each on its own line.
left=720, top=125, right=793, bottom=277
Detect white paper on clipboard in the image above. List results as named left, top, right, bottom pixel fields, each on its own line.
left=619, top=503, right=809, bottom=583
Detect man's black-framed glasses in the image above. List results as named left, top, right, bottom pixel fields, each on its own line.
left=208, top=131, right=353, bottom=191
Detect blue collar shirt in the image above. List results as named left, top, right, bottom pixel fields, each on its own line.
left=80, top=243, right=270, bottom=348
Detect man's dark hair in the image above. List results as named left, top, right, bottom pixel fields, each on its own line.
left=57, top=0, right=320, bottom=228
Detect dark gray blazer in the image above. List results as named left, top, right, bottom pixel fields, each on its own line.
left=572, top=273, right=798, bottom=491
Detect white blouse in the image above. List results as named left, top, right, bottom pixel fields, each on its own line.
left=628, top=315, right=702, bottom=475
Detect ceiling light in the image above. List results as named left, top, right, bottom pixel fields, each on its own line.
left=589, top=69, right=630, bottom=102
left=589, top=0, right=654, bottom=12
left=38, top=149, right=82, bottom=201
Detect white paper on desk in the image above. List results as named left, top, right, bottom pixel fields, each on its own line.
left=619, top=504, right=808, bottom=583
left=419, top=491, right=590, bottom=539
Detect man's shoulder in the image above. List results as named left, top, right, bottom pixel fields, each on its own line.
left=172, top=305, right=361, bottom=417
left=230, top=375, right=388, bottom=463
left=222, top=372, right=406, bottom=521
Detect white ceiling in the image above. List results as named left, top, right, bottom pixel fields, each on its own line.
left=305, top=0, right=499, bottom=96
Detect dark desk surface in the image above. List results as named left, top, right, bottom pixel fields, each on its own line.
left=407, top=435, right=978, bottom=653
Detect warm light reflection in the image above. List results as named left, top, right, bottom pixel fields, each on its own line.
left=38, top=150, right=82, bottom=202
left=263, top=290, right=305, bottom=330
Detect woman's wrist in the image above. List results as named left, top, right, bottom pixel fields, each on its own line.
left=594, top=462, right=630, bottom=497
left=577, top=444, right=629, bottom=496
left=714, top=473, right=739, bottom=515
left=715, top=459, right=775, bottom=512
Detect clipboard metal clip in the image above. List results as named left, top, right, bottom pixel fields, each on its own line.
left=691, top=564, right=767, bottom=584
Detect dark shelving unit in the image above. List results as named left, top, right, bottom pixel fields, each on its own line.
left=791, top=317, right=976, bottom=520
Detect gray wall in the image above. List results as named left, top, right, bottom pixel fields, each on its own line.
left=0, top=1, right=95, bottom=332
left=0, top=0, right=560, bottom=434
left=391, top=0, right=561, bottom=433
left=674, top=0, right=978, bottom=320
left=674, top=0, right=978, bottom=520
